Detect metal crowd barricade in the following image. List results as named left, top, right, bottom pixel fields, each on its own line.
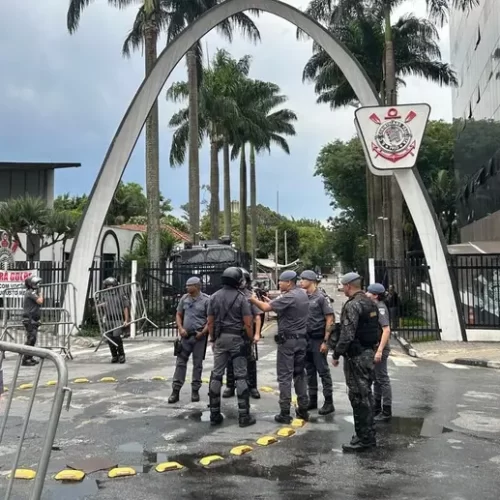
left=0, top=283, right=79, bottom=360
left=93, top=281, right=158, bottom=352
left=0, top=341, right=72, bottom=500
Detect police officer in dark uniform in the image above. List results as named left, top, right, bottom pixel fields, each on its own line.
left=331, top=272, right=379, bottom=452
left=366, top=283, right=393, bottom=422
left=250, top=270, right=310, bottom=424
left=299, top=270, right=335, bottom=415
left=223, top=268, right=262, bottom=400
left=169, top=276, right=210, bottom=404
left=21, top=276, right=43, bottom=366
left=207, top=267, right=256, bottom=427
left=98, top=276, right=129, bottom=364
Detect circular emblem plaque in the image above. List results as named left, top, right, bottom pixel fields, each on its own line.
left=375, top=120, right=412, bottom=154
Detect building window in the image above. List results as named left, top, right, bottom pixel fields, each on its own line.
left=475, top=27, right=481, bottom=50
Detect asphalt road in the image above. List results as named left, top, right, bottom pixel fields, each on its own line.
left=1, top=320, right=500, bottom=500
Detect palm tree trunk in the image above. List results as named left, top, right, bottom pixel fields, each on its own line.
left=187, top=47, right=200, bottom=244
left=249, top=144, right=257, bottom=275
left=223, top=140, right=231, bottom=237
left=144, top=26, right=160, bottom=263
left=209, top=135, right=220, bottom=239
left=239, top=144, right=247, bottom=251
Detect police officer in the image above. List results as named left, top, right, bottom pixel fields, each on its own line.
left=366, top=283, right=392, bottom=422
left=250, top=270, right=310, bottom=424
left=169, top=276, right=210, bottom=404
left=223, top=269, right=262, bottom=400
left=21, top=276, right=43, bottom=366
left=299, top=270, right=335, bottom=415
left=331, top=272, right=379, bottom=452
left=99, top=276, right=129, bottom=364
left=207, top=267, right=256, bottom=427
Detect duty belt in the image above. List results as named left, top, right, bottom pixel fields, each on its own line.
left=220, top=330, right=244, bottom=336
left=307, top=329, right=324, bottom=339
left=283, top=333, right=305, bottom=340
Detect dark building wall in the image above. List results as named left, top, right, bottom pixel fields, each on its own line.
left=0, top=169, right=51, bottom=204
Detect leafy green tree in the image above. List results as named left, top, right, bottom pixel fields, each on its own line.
left=122, top=229, right=177, bottom=267
left=0, top=196, right=78, bottom=261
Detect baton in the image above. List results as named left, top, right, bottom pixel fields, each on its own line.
left=253, top=342, right=259, bottom=361
left=202, top=333, right=209, bottom=361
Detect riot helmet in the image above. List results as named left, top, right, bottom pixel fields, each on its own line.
left=221, top=267, right=244, bottom=288
left=239, top=268, right=251, bottom=288
left=25, top=276, right=42, bottom=289
left=103, top=276, right=119, bottom=289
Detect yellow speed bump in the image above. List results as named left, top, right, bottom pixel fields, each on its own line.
left=291, top=395, right=298, bottom=405
left=18, top=383, right=34, bottom=390
left=8, top=469, right=36, bottom=480
left=151, top=376, right=166, bottom=381
left=45, top=380, right=57, bottom=387
left=155, top=461, right=184, bottom=473
left=230, top=445, right=253, bottom=456
left=201, top=377, right=210, bottom=384
left=199, top=455, right=224, bottom=467
left=256, top=436, right=278, bottom=446
left=108, top=467, right=136, bottom=478
left=73, top=378, right=90, bottom=384
left=259, top=386, right=274, bottom=393
left=54, top=469, right=85, bottom=482
left=100, top=377, right=117, bottom=383
left=3, top=387, right=8, bottom=392
left=291, top=418, right=306, bottom=428
left=277, top=427, right=295, bottom=437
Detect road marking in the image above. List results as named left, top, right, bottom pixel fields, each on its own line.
left=441, top=362, right=469, bottom=370
left=390, top=357, right=417, bottom=367
left=259, top=350, right=277, bottom=362
left=93, top=343, right=159, bottom=357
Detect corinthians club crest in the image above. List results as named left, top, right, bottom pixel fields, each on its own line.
left=355, top=103, right=430, bottom=170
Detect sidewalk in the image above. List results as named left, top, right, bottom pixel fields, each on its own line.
left=412, top=340, right=500, bottom=369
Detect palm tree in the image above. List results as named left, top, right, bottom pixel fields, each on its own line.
left=166, top=49, right=251, bottom=239
left=163, top=0, right=260, bottom=244
left=230, top=79, right=297, bottom=258
left=303, top=0, right=477, bottom=264
left=67, top=0, right=164, bottom=263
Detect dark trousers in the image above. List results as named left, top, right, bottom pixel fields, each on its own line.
left=226, top=340, right=257, bottom=389
left=344, top=349, right=376, bottom=444
left=23, top=320, right=38, bottom=361
left=108, top=335, right=125, bottom=358
left=305, top=337, right=333, bottom=399
left=172, top=336, right=206, bottom=391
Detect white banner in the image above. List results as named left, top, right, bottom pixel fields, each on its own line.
left=0, top=270, right=35, bottom=297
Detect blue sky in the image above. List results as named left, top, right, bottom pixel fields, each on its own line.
left=0, top=0, right=452, bottom=223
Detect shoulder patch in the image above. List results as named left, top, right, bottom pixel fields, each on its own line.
left=369, top=311, right=377, bottom=317
left=378, top=308, right=385, bottom=315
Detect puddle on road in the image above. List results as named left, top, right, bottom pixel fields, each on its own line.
left=43, top=478, right=100, bottom=499
left=385, top=417, right=424, bottom=437
left=187, top=410, right=211, bottom=422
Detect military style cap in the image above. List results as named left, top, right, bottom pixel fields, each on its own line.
left=279, top=270, right=297, bottom=281
left=340, top=272, right=361, bottom=285
left=186, top=276, right=201, bottom=286
left=300, top=270, right=318, bottom=281
left=367, top=283, right=385, bottom=295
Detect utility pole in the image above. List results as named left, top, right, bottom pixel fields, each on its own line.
left=275, top=228, right=279, bottom=286
left=284, top=230, right=288, bottom=265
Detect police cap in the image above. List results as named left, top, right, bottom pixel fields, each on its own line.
left=221, top=267, right=243, bottom=288
left=186, top=276, right=201, bottom=286
left=300, top=270, right=318, bottom=281
left=367, top=283, right=385, bottom=295
left=340, top=272, right=361, bottom=285
left=279, top=270, right=297, bottom=282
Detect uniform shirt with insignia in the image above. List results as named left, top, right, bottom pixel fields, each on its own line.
left=177, top=292, right=210, bottom=332
left=23, top=290, right=41, bottom=320
left=208, top=286, right=252, bottom=334
left=306, top=289, right=334, bottom=336
left=377, top=300, right=391, bottom=351
left=270, top=286, right=310, bottom=335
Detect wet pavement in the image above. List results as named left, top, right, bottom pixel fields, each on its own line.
left=1, top=325, right=500, bottom=499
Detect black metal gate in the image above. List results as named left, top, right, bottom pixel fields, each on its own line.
left=374, top=258, right=441, bottom=342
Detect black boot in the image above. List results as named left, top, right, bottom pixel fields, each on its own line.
left=295, top=407, right=310, bottom=422
left=210, top=413, right=224, bottom=426
left=307, top=395, right=318, bottom=411
left=250, top=388, right=261, bottom=399
left=223, top=387, right=235, bottom=398
left=118, top=355, right=126, bottom=364
left=375, top=405, right=392, bottom=422
left=318, top=396, right=335, bottom=415
left=110, top=356, right=119, bottom=364
left=191, top=390, right=200, bottom=402
left=274, top=409, right=293, bottom=424
left=22, top=357, right=37, bottom=366
left=342, top=440, right=376, bottom=452
left=374, top=399, right=382, bottom=417
left=168, top=389, right=180, bottom=404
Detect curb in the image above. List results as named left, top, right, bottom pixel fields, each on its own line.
left=454, top=358, right=500, bottom=370
left=392, top=332, right=419, bottom=358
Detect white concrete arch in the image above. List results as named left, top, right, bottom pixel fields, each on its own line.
left=66, top=0, right=464, bottom=341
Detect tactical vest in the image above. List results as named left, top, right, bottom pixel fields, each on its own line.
left=353, top=294, right=380, bottom=348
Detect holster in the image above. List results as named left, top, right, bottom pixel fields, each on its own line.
left=274, top=332, right=286, bottom=345
left=328, top=324, right=341, bottom=351
left=173, top=338, right=183, bottom=357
